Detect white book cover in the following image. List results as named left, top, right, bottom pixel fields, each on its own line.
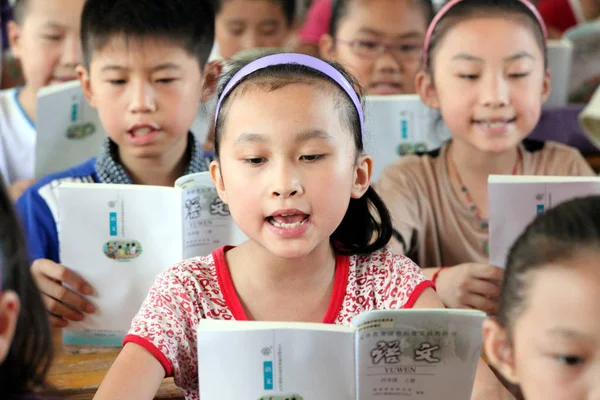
left=197, top=309, right=485, bottom=400
left=58, top=172, right=247, bottom=346
left=546, top=40, right=574, bottom=108
left=35, top=81, right=105, bottom=178
left=488, top=175, right=600, bottom=268
left=364, top=95, right=451, bottom=182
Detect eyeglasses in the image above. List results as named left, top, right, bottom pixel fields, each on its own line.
left=336, top=39, right=423, bottom=63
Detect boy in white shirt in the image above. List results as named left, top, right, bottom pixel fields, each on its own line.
left=1, top=0, right=85, bottom=201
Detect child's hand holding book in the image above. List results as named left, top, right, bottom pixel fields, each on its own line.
left=31, top=259, right=96, bottom=327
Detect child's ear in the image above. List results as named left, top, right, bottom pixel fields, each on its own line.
left=319, top=34, right=336, bottom=60
left=351, top=154, right=372, bottom=199
left=0, top=291, right=21, bottom=364
left=201, top=61, right=223, bottom=103
left=77, top=65, right=96, bottom=108
left=541, top=68, right=552, bottom=104
left=210, top=160, right=228, bottom=204
left=416, top=71, right=440, bottom=109
left=483, top=318, right=519, bottom=385
left=7, top=21, right=23, bottom=59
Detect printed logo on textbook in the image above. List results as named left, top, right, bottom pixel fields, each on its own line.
left=103, top=240, right=143, bottom=261
left=263, top=361, right=274, bottom=390
left=109, top=212, right=117, bottom=236
left=66, top=122, right=96, bottom=139
left=401, top=119, right=408, bottom=140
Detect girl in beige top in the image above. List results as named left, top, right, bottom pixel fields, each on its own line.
left=375, top=0, right=596, bottom=315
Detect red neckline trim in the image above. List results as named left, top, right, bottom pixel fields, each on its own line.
left=214, top=246, right=349, bottom=324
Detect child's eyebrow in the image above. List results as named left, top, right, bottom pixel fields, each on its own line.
left=294, top=129, right=333, bottom=143
left=40, top=21, right=66, bottom=30
left=234, top=133, right=267, bottom=145
left=99, top=63, right=181, bottom=73
left=233, top=130, right=333, bottom=145
left=356, top=28, right=423, bottom=40
left=547, top=327, right=593, bottom=342
left=451, top=52, right=535, bottom=63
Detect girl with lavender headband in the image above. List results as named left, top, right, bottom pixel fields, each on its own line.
left=374, top=0, right=595, bottom=314
left=95, top=52, right=510, bottom=399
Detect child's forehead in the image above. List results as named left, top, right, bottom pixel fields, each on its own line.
left=437, top=17, right=542, bottom=58
left=89, top=35, right=196, bottom=67
left=20, top=0, right=84, bottom=27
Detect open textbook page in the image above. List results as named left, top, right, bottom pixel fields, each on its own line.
left=196, top=309, right=484, bottom=399
left=488, top=175, right=600, bottom=268
left=353, top=309, right=484, bottom=399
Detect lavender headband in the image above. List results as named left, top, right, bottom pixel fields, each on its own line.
left=214, top=53, right=365, bottom=135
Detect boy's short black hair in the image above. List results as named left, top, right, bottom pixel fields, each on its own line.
left=80, top=0, right=215, bottom=69
left=213, top=0, right=296, bottom=27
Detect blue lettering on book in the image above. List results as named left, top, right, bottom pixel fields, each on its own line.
left=263, top=361, right=273, bottom=390
left=109, top=212, right=117, bottom=236
left=71, top=103, right=78, bottom=122
left=536, top=204, right=545, bottom=215
left=401, top=120, right=408, bottom=140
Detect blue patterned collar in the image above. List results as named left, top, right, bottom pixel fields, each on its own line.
left=95, top=132, right=211, bottom=184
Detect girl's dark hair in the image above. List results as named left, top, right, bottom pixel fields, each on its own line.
left=425, top=0, right=547, bottom=71
left=0, top=181, right=53, bottom=397
left=213, top=0, right=296, bottom=27
left=214, top=50, right=393, bottom=255
left=330, top=0, right=436, bottom=37
left=498, top=196, right=600, bottom=332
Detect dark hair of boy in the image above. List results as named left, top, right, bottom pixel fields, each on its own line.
left=0, top=179, right=53, bottom=397
left=330, top=0, right=436, bottom=37
left=80, top=0, right=216, bottom=70
left=214, top=50, right=394, bottom=256
left=499, top=196, right=600, bottom=331
left=212, top=0, right=297, bottom=27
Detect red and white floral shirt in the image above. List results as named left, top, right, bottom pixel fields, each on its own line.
left=124, top=246, right=433, bottom=400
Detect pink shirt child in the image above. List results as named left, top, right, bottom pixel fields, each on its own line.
left=298, top=0, right=332, bottom=46
left=124, top=245, right=433, bottom=400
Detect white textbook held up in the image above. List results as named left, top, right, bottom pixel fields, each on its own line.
left=197, top=309, right=485, bottom=400
left=35, top=81, right=105, bottom=178
left=58, top=172, right=246, bottom=346
left=364, top=95, right=451, bottom=182
left=488, top=175, right=600, bottom=268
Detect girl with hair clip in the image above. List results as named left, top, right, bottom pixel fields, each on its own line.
left=0, top=179, right=53, bottom=399
left=319, top=0, right=436, bottom=96
left=94, top=52, right=511, bottom=400
left=484, top=196, right=600, bottom=400
left=375, top=0, right=596, bottom=315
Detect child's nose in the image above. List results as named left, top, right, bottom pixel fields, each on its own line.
left=129, top=81, right=156, bottom=113
left=61, top=35, right=84, bottom=68
left=270, top=164, right=303, bottom=198
left=480, top=74, right=509, bottom=108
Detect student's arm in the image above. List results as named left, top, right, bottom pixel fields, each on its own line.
left=93, top=343, right=165, bottom=400
left=422, top=264, right=503, bottom=314
left=412, top=289, right=514, bottom=400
